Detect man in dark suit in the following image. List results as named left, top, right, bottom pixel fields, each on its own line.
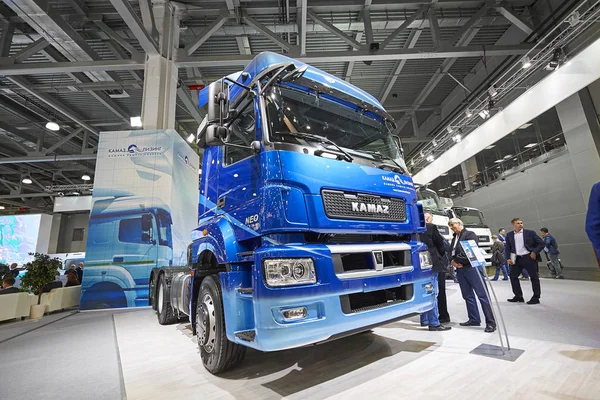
left=419, top=212, right=451, bottom=331
left=0, top=276, right=20, bottom=294
left=504, top=218, right=545, bottom=304
left=449, top=218, right=496, bottom=333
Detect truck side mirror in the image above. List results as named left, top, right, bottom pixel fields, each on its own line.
left=207, top=80, right=230, bottom=123
left=204, top=125, right=230, bottom=147
left=141, top=214, right=152, bottom=231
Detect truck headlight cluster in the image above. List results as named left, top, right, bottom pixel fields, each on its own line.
left=419, top=251, right=433, bottom=270
left=263, top=258, right=316, bottom=287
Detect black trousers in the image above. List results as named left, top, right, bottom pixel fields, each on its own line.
left=437, top=271, right=450, bottom=320
left=509, top=255, right=541, bottom=299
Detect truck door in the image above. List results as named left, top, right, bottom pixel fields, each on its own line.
left=216, top=96, right=261, bottom=241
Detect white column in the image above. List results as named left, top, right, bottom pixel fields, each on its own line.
left=555, top=90, right=600, bottom=207
left=141, top=1, right=180, bottom=130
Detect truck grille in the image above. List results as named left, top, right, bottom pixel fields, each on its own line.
left=478, top=235, right=490, bottom=243
left=322, top=190, right=406, bottom=222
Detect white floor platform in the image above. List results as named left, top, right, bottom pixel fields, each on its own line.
left=1, top=278, right=599, bottom=400
left=115, top=278, right=600, bottom=400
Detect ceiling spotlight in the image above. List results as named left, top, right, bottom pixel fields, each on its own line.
left=22, top=176, right=32, bottom=185
left=130, top=116, right=143, bottom=128
left=466, top=109, right=473, bottom=118
left=0, top=205, right=5, bottom=210
left=71, top=191, right=80, bottom=196
left=479, top=109, right=490, bottom=120
left=447, top=126, right=454, bottom=134
left=487, top=85, right=498, bottom=98
left=410, top=159, right=415, bottom=167
left=81, top=174, right=91, bottom=181
left=453, top=134, right=462, bottom=143
left=432, top=139, right=438, bottom=147
left=568, top=11, right=581, bottom=27
left=426, top=154, right=434, bottom=162
left=546, top=48, right=565, bottom=71
left=45, top=121, right=60, bottom=131
left=521, top=56, right=532, bottom=69
left=186, top=133, right=195, bottom=143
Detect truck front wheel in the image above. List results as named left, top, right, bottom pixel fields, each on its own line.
left=156, top=274, right=178, bottom=325
left=197, top=275, right=246, bottom=374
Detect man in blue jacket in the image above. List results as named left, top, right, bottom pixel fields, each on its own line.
left=585, top=182, right=600, bottom=258
left=504, top=218, right=545, bottom=304
left=540, top=228, right=562, bottom=279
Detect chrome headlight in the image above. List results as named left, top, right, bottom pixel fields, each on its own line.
left=419, top=251, right=433, bottom=270
left=263, top=258, right=316, bottom=287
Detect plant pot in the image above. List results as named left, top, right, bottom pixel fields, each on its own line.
left=30, top=304, right=46, bottom=320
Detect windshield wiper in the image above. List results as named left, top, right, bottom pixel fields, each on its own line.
left=275, top=131, right=353, bottom=162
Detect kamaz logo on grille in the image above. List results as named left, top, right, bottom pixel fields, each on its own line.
left=351, top=202, right=390, bottom=214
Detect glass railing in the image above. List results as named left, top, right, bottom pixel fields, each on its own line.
left=439, top=133, right=567, bottom=198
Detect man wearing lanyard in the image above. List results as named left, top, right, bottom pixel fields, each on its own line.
left=449, top=218, right=496, bottom=333
left=504, top=218, right=545, bottom=304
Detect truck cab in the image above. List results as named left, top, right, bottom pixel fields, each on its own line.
left=150, top=52, right=435, bottom=374
left=446, top=206, right=493, bottom=266
left=81, top=196, right=173, bottom=308
left=416, top=187, right=451, bottom=241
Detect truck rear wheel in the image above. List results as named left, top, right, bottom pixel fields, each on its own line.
left=156, top=274, right=178, bottom=325
left=196, top=275, right=246, bottom=374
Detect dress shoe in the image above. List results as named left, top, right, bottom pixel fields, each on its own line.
left=502, top=278, right=509, bottom=281
left=556, top=275, right=564, bottom=279
left=484, top=324, right=496, bottom=333
left=429, top=325, right=452, bottom=331
left=507, top=296, right=525, bottom=303
left=459, top=321, right=481, bottom=327
left=491, top=278, right=498, bottom=281
left=439, top=317, right=451, bottom=324
left=527, top=297, right=540, bottom=304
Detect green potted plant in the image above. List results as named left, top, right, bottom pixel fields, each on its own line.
left=20, top=253, right=62, bottom=319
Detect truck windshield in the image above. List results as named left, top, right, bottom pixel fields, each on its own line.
left=454, top=209, right=486, bottom=227
left=264, top=85, right=406, bottom=172
left=156, top=210, right=172, bottom=248
left=417, top=188, right=444, bottom=215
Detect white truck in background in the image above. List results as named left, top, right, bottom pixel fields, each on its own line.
left=445, top=206, right=494, bottom=266
left=416, top=187, right=452, bottom=242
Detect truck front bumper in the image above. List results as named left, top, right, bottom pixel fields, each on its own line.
left=221, top=242, right=435, bottom=352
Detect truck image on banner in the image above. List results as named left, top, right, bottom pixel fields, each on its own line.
left=80, top=129, right=198, bottom=309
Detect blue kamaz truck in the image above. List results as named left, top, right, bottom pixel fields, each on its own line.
left=149, top=52, right=434, bottom=374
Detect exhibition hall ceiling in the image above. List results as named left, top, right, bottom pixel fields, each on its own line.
left=0, top=0, right=580, bottom=212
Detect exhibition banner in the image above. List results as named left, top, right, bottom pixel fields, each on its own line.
left=0, top=215, right=41, bottom=267
left=81, top=130, right=199, bottom=309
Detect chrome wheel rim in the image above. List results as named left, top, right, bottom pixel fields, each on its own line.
left=198, top=293, right=216, bottom=353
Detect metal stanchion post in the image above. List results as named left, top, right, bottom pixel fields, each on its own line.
left=477, top=261, right=511, bottom=352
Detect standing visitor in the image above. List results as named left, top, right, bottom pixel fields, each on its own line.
left=491, top=235, right=508, bottom=281
left=424, top=213, right=451, bottom=323
left=448, top=218, right=496, bottom=333
left=540, top=228, right=563, bottom=279
left=76, top=262, right=84, bottom=284
left=419, top=212, right=451, bottom=331
left=585, top=182, right=600, bottom=259
left=504, top=218, right=545, bottom=304
left=498, top=229, right=506, bottom=243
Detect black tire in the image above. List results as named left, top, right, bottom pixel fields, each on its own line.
left=196, top=275, right=246, bottom=374
left=156, top=274, right=178, bottom=325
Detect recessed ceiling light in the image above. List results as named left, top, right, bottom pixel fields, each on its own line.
left=484, top=145, right=495, bottom=150
left=22, top=177, right=32, bottom=184
left=518, top=123, right=532, bottom=129
left=494, top=159, right=504, bottom=163
left=130, top=116, right=142, bottom=127
left=0, top=205, right=5, bottom=210
left=524, top=143, right=537, bottom=148
left=451, top=181, right=460, bottom=186
left=45, top=121, right=60, bottom=131
left=503, top=154, right=512, bottom=159
left=440, top=172, right=448, bottom=176
left=81, top=174, right=91, bottom=181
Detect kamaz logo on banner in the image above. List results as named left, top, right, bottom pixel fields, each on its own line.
left=108, top=144, right=163, bottom=158
left=351, top=202, right=390, bottom=214
left=382, top=175, right=413, bottom=187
